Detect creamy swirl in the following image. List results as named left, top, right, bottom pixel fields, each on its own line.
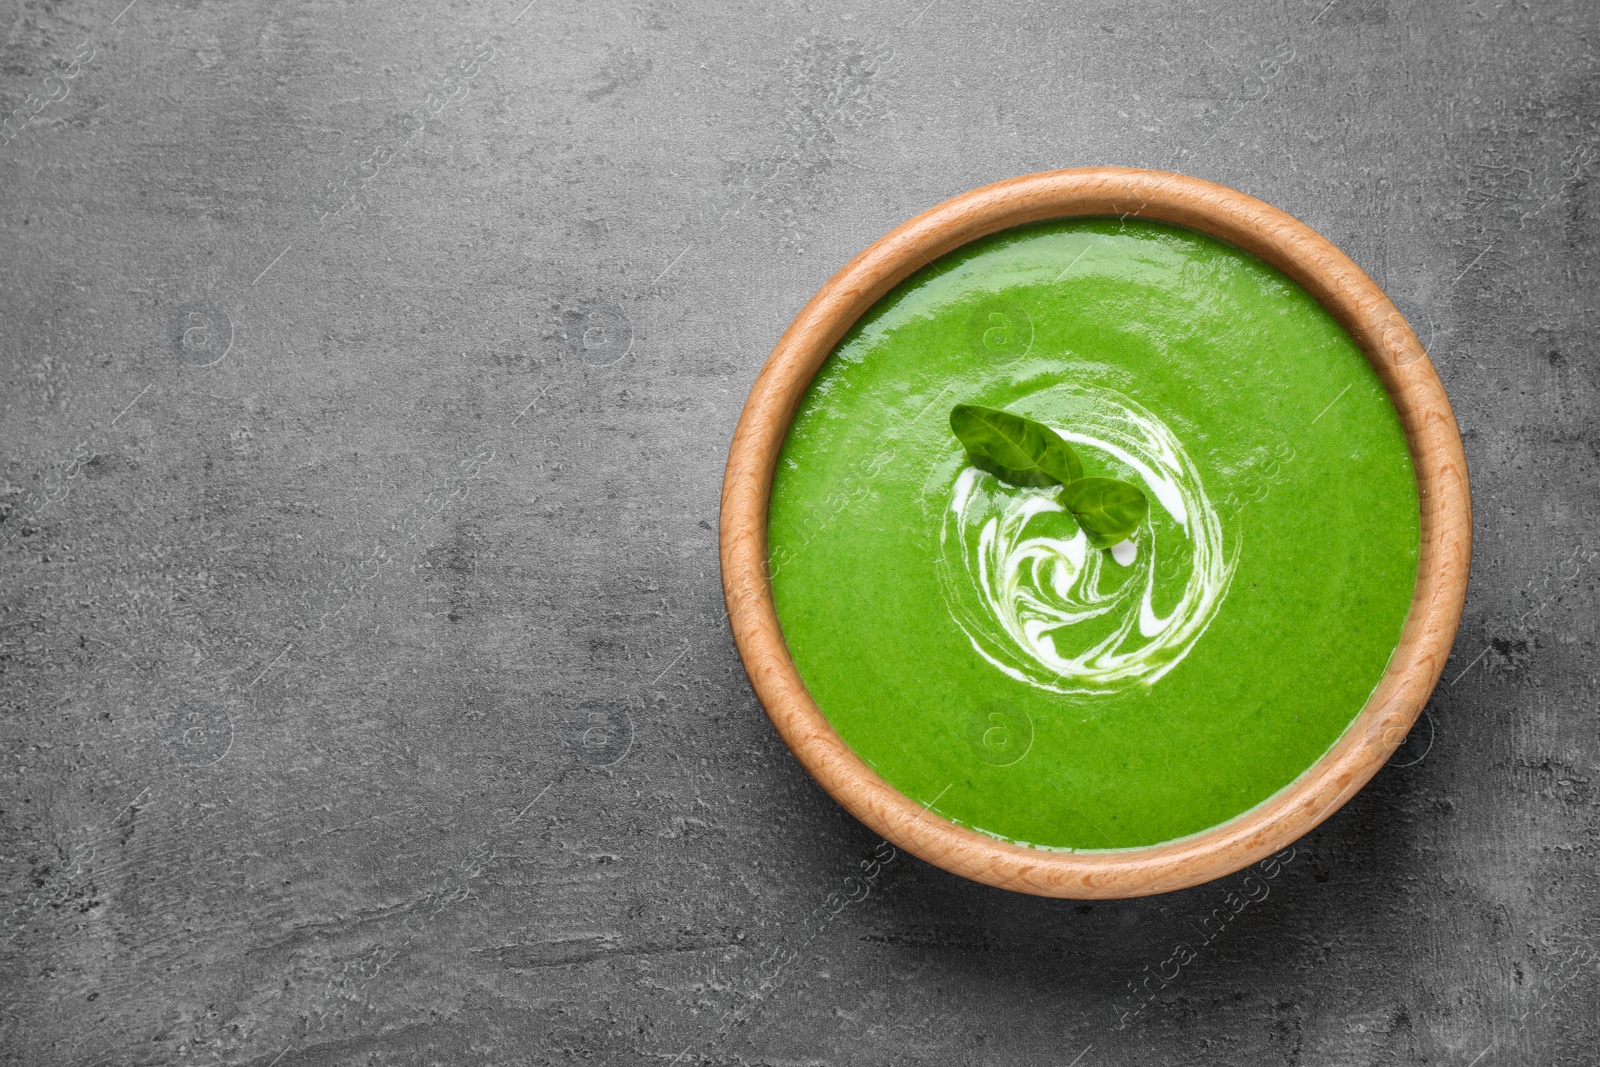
left=936, top=382, right=1235, bottom=695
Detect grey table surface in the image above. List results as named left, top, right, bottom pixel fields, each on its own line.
left=2, top=0, right=1597, bottom=1064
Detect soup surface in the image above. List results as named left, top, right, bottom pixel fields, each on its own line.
left=768, top=218, right=1419, bottom=849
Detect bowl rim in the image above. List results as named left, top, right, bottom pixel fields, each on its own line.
left=718, top=167, right=1472, bottom=898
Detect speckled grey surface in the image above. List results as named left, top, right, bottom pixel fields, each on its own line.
left=2, top=1, right=1597, bottom=1064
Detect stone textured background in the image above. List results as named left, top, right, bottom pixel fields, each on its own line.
left=2, top=0, right=1597, bottom=1064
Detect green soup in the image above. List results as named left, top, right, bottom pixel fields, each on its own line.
left=767, top=219, right=1419, bottom=850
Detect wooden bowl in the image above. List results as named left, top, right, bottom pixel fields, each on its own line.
left=719, top=167, right=1472, bottom=898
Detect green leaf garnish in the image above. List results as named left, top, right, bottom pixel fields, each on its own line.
left=949, top=404, right=1084, bottom=488
left=950, top=400, right=1150, bottom=551
left=1057, top=477, right=1149, bottom=549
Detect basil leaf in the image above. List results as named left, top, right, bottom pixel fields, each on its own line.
left=949, top=404, right=1084, bottom=488
left=1058, top=477, right=1149, bottom=549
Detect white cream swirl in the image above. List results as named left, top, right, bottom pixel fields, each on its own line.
left=937, top=382, right=1235, bottom=695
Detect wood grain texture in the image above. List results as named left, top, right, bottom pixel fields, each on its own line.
left=719, top=168, right=1472, bottom=899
